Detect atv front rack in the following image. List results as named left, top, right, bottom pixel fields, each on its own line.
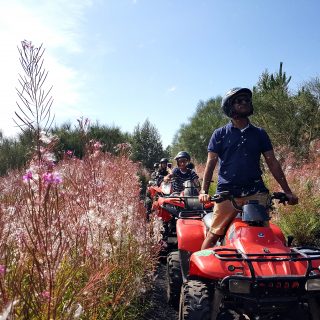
left=212, top=247, right=320, bottom=279
left=178, top=210, right=209, bottom=219
left=160, top=204, right=210, bottom=219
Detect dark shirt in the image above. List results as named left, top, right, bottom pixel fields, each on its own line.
left=207, top=122, right=272, bottom=197
left=157, top=168, right=169, bottom=177
left=156, top=168, right=169, bottom=186
left=171, top=168, right=199, bottom=193
left=151, top=171, right=158, bottom=180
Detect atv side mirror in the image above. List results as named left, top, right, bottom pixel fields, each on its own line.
left=287, top=235, right=294, bottom=247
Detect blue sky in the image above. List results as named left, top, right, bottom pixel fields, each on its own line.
left=1, top=0, right=319, bottom=147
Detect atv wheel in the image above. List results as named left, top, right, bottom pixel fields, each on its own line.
left=166, top=251, right=182, bottom=308
left=308, top=297, right=320, bottom=320
left=179, top=280, right=211, bottom=320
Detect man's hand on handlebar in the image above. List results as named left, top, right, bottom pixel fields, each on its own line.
left=199, top=193, right=211, bottom=203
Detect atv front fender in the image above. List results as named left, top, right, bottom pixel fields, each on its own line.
left=176, top=219, right=205, bottom=252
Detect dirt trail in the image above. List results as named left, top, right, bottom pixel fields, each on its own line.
left=142, top=262, right=178, bottom=320
left=142, top=260, right=303, bottom=320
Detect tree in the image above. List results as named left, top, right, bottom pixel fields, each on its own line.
left=253, top=63, right=297, bottom=148
left=131, top=119, right=165, bottom=170
left=52, top=122, right=86, bottom=159
left=258, top=62, right=291, bottom=92
left=0, top=134, right=31, bottom=175
left=253, top=63, right=320, bottom=159
left=294, top=78, right=320, bottom=156
left=172, top=98, right=226, bottom=163
left=89, top=122, right=130, bottom=153
left=52, top=121, right=130, bottom=159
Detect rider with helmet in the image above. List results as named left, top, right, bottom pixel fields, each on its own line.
left=150, top=162, right=159, bottom=180
left=199, top=87, right=298, bottom=249
left=156, top=158, right=170, bottom=186
left=164, top=151, right=199, bottom=193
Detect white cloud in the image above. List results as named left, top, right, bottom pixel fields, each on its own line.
left=168, top=85, right=177, bottom=92
left=0, top=0, right=92, bottom=137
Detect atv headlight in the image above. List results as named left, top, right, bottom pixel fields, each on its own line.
left=161, top=182, right=171, bottom=194
left=305, top=279, right=320, bottom=291
left=229, top=279, right=251, bottom=294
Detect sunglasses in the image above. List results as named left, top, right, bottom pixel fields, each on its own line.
left=233, top=96, right=252, bottom=105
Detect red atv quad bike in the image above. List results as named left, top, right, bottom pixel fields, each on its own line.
left=144, top=178, right=170, bottom=220
left=167, top=192, right=320, bottom=319
left=152, top=181, right=211, bottom=253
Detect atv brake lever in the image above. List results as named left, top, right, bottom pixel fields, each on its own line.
left=213, top=197, right=225, bottom=203
left=272, top=192, right=289, bottom=205
left=211, top=191, right=231, bottom=203
left=278, top=198, right=287, bottom=205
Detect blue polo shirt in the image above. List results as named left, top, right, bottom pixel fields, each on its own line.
left=208, top=122, right=272, bottom=197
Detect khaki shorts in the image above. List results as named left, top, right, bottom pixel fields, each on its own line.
left=210, top=192, right=270, bottom=235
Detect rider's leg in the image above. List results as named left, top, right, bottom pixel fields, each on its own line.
left=201, top=199, right=238, bottom=249
left=201, top=232, right=221, bottom=250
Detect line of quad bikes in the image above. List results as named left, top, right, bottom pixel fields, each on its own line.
left=145, top=176, right=320, bottom=320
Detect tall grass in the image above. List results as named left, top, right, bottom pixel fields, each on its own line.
left=268, top=141, right=320, bottom=246
left=0, top=40, right=162, bottom=319
left=194, top=161, right=218, bottom=194
left=0, top=139, right=162, bottom=319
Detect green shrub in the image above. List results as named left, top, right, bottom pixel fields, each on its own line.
left=276, top=197, right=320, bottom=246
left=267, top=142, right=320, bottom=246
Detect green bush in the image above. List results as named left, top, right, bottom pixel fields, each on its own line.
left=267, top=142, right=320, bottom=246
left=276, top=197, right=320, bottom=246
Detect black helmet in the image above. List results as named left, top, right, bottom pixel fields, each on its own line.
left=221, top=87, right=253, bottom=118
left=153, top=162, right=159, bottom=168
left=174, top=151, right=191, bottom=161
left=160, top=158, right=168, bottom=163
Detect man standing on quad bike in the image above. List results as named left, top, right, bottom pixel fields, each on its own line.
left=199, top=87, right=299, bottom=249
left=164, top=151, right=199, bottom=193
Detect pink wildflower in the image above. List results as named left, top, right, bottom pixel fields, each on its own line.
left=93, top=141, right=103, bottom=150
left=41, top=291, right=50, bottom=300
left=66, top=150, right=73, bottom=156
left=54, top=175, right=62, bottom=184
left=23, top=171, right=33, bottom=181
left=22, top=40, right=33, bottom=49
left=39, top=131, right=53, bottom=144
left=0, top=265, right=5, bottom=275
left=85, top=248, right=93, bottom=256
left=79, top=226, right=88, bottom=235
left=42, top=172, right=62, bottom=184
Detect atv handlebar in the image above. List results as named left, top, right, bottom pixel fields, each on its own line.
left=272, top=192, right=289, bottom=204
left=210, top=191, right=289, bottom=210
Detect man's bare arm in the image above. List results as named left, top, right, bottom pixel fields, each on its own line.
left=201, top=152, right=219, bottom=194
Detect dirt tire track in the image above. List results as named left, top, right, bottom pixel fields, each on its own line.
left=142, top=262, right=178, bottom=320
left=142, top=261, right=309, bottom=320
